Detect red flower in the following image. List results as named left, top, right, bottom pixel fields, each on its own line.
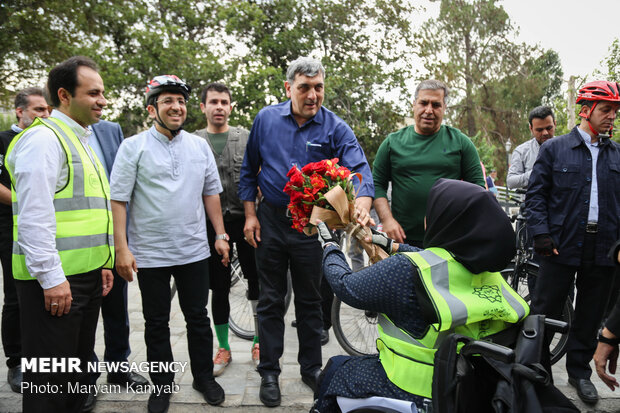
left=287, top=166, right=305, bottom=187
left=309, top=173, right=326, bottom=191
left=283, top=158, right=353, bottom=233
left=338, top=166, right=350, bottom=179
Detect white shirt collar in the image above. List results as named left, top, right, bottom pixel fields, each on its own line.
left=51, top=109, right=90, bottom=140
left=577, top=127, right=598, bottom=147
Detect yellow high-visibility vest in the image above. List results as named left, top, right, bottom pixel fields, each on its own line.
left=5, top=117, right=114, bottom=279
left=377, top=248, right=529, bottom=398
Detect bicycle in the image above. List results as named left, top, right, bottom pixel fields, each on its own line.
left=228, top=243, right=293, bottom=340
left=331, top=232, right=379, bottom=356
left=503, top=193, right=573, bottom=365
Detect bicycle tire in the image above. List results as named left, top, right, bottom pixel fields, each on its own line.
left=228, top=257, right=255, bottom=340
left=228, top=245, right=293, bottom=340
left=500, top=264, right=573, bottom=365
left=331, top=297, right=379, bottom=356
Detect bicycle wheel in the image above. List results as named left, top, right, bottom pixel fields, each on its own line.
left=229, top=255, right=255, bottom=340
left=331, top=297, right=379, bottom=356
left=228, top=244, right=293, bottom=340
left=500, top=264, right=573, bottom=365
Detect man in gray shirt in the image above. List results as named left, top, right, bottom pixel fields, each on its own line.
left=110, top=75, right=229, bottom=413
left=507, top=106, right=556, bottom=190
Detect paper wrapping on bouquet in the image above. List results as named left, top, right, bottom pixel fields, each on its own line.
left=304, top=184, right=389, bottom=264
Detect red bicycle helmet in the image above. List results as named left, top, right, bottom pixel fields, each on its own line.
left=576, top=80, right=620, bottom=136
left=576, top=81, right=620, bottom=105
left=145, top=75, right=191, bottom=107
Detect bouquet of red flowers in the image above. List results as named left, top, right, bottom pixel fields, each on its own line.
left=283, top=158, right=388, bottom=263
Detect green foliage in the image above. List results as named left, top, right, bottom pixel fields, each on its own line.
left=217, top=0, right=416, bottom=163
left=0, top=0, right=415, bottom=163
left=600, top=38, right=620, bottom=82
left=594, top=38, right=620, bottom=142
left=0, top=0, right=91, bottom=110
left=469, top=131, right=495, bottom=170
left=416, top=0, right=563, bottom=181
left=0, top=114, right=13, bottom=131
left=550, top=96, right=571, bottom=137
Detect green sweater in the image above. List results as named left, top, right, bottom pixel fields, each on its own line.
left=373, top=125, right=484, bottom=243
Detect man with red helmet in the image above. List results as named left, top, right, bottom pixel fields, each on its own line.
left=526, top=80, right=620, bottom=405
left=110, top=75, right=230, bottom=413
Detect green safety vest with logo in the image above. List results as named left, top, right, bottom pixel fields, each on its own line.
left=376, top=247, right=529, bottom=399
left=5, top=117, right=114, bottom=280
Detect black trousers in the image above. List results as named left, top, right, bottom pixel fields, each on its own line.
left=256, top=202, right=323, bottom=377
left=531, top=232, right=614, bottom=380
left=16, top=269, right=102, bottom=413
left=90, top=269, right=130, bottom=383
left=320, top=276, right=334, bottom=330
left=207, top=217, right=259, bottom=325
left=0, top=236, right=21, bottom=368
left=137, top=259, right=214, bottom=385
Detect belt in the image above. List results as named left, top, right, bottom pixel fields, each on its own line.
left=585, top=222, right=598, bottom=233
left=263, top=200, right=292, bottom=218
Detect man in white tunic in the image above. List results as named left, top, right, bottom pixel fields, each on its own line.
left=110, top=75, right=229, bottom=413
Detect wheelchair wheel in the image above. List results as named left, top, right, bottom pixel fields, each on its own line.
left=331, top=297, right=379, bottom=356
left=228, top=244, right=293, bottom=340
left=500, top=264, right=573, bottom=365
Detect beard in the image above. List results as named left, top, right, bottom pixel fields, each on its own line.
left=20, top=114, right=34, bottom=128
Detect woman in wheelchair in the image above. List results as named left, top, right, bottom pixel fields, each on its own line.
left=313, top=179, right=529, bottom=412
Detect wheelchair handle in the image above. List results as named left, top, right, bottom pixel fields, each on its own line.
left=544, top=318, right=569, bottom=334
left=461, top=340, right=515, bottom=364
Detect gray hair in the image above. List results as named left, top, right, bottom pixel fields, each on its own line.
left=414, top=79, right=449, bottom=104
left=15, top=87, right=45, bottom=110
left=286, top=57, right=325, bottom=83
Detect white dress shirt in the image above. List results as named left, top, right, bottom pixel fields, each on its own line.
left=6, top=110, right=99, bottom=288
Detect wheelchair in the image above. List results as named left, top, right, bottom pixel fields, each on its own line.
left=334, top=315, right=574, bottom=413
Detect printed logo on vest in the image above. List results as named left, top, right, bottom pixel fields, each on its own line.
left=472, top=285, right=502, bottom=303
left=89, top=173, right=99, bottom=188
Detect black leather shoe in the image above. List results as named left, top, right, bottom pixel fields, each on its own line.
left=193, top=379, right=225, bottom=406
left=7, top=366, right=22, bottom=393
left=568, top=377, right=598, bottom=404
left=321, top=329, right=329, bottom=346
left=82, top=389, right=97, bottom=412
left=148, top=391, right=171, bottom=413
left=108, top=371, right=149, bottom=389
left=259, top=374, right=281, bottom=407
left=301, top=369, right=322, bottom=394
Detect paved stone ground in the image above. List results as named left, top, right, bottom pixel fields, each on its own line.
left=0, top=268, right=618, bottom=412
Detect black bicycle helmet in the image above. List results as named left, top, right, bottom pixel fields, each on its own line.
left=145, top=75, right=191, bottom=136
left=145, top=75, right=191, bottom=107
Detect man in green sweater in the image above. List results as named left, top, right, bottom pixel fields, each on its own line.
left=373, top=79, right=485, bottom=247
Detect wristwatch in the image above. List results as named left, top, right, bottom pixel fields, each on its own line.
left=598, top=330, right=620, bottom=346
left=215, top=233, right=229, bottom=241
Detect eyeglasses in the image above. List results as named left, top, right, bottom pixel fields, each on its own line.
left=156, top=97, right=187, bottom=106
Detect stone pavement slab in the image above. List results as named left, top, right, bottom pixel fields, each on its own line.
left=0, top=270, right=618, bottom=412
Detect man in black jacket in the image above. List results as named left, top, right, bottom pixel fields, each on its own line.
left=526, top=80, right=620, bottom=404
left=0, top=87, right=49, bottom=393
left=593, top=241, right=620, bottom=392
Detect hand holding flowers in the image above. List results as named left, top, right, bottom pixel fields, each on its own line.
left=283, top=158, right=387, bottom=263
